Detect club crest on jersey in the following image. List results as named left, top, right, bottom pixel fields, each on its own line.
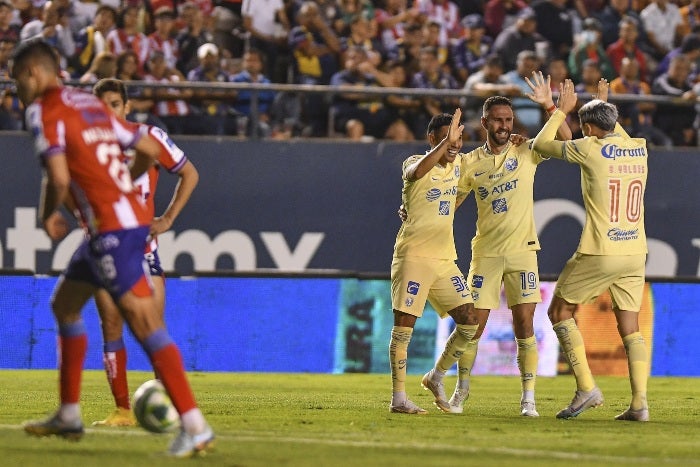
left=426, top=188, right=441, bottom=201
left=471, top=275, right=484, bottom=288
left=492, top=198, right=508, bottom=213
left=505, top=158, right=518, bottom=171
left=407, top=281, right=420, bottom=295
left=439, top=201, right=450, bottom=215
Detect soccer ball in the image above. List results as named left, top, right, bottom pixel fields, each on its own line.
left=132, top=379, right=180, bottom=433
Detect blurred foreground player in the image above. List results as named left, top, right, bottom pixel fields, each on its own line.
left=15, top=40, right=215, bottom=456
left=532, top=76, right=650, bottom=421
left=389, top=110, right=479, bottom=414
left=91, top=78, right=199, bottom=427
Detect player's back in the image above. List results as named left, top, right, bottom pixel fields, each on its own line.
left=30, top=87, right=150, bottom=234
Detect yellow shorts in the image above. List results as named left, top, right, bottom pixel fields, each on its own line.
left=467, top=251, right=541, bottom=309
left=391, top=256, right=472, bottom=318
left=555, top=253, right=646, bottom=311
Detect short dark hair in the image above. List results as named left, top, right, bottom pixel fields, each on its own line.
left=93, top=78, right=128, bottom=104
left=427, top=113, right=454, bottom=136
left=11, top=39, right=60, bottom=77
left=483, top=96, right=513, bottom=116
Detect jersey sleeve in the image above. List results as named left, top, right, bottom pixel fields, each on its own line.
left=401, top=154, right=422, bottom=180
left=26, top=102, right=65, bottom=161
left=148, top=126, right=187, bottom=173
left=562, top=137, right=595, bottom=165
left=110, top=114, right=145, bottom=150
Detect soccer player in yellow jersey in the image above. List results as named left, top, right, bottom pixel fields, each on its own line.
left=446, top=92, right=571, bottom=417
left=390, top=110, right=480, bottom=414
left=530, top=73, right=650, bottom=421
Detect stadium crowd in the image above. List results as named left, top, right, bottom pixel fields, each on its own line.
left=0, top=0, right=699, bottom=145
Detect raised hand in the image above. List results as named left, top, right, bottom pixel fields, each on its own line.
left=557, top=79, right=578, bottom=115
left=594, top=78, right=609, bottom=102
left=524, top=71, right=555, bottom=109
left=447, top=108, right=464, bottom=155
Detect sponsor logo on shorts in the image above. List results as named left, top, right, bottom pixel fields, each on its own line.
left=405, top=297, right=414, bottom=307
left=450, top=275, right=469, bottom=296
left=471, top=291, right=480, bottom=301
left=439, top=201, right=450, bottom=215
left=471, top=275, right=484, bottom=288
left=407, top=281, right=420, bottom=295
left=426, top=188, right=441, bottom=201
left=492, top=198, right=508, bottom=213
left=505, top=157, right=518, bottom=171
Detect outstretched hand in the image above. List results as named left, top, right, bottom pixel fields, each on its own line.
left=557, top=79, right=578, bottom=115
left=594, top=78, right=609, bottom=103
left=524, top=71, right=555, bottom=109
left=446, top=108, right=464, bottom=155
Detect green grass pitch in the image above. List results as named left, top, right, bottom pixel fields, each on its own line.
left=1, top=370, right=698, bottom=466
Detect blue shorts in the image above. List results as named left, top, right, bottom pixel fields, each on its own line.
left=63, top=226, right=153, bottom=301
left=145, top=249, right=164, bottom=277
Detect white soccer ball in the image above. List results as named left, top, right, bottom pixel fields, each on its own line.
left=132, top=379, right=180, bottom=433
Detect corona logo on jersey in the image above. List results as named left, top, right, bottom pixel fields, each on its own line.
left=600, top=144, right=647, bottom=160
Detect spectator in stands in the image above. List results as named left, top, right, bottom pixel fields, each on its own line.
left=493, top=7, right=546, bottom=72
left=0, top=36, right=21, bottom=130
left=142, top=50, right=194, bottom=134
left=187, top=42, right=236, bottom=136
left=652, top=55, right=697, bottom=146
left=116, top=49, right=141, bottom=81
left=547, top=57, right=569, bottom=90
left=568, top=17, right=615, bottom=82
left=640, top=0, right=682, bottom=60
left=20, top=1, right=75, bottom=68
left=484, top=0, right=528, bottom=39
left=0, top=0, right=20, bottom=44
left=376, top=0, right=423, bottom=54
left=504, top=49, right=543, bottom=136
left=422, top=19, right=450, bottom=68
left=330, top=46, right=412, bottom=141
left=654, top=33, right=700, bottom=80
left=78, top=50, right=116, bottom=83
left=241, top=0, right=290, bottom=83
left=574, top=58, right=602, bottom=95
left=71, top=4, right=116, bottom=78
left=415, top=0, right=462, bottom=47
left=384, top=59, right=420, bottom=140
left=386, top=21, right=424, bottom=77
left=451, top=13, right=493, bottom=85
left=148, top=6, right=179, bottom=73
left=409, top=45, right=460, bottom=139
left=596, top=0, right=652, bottom=59
left=531, top=0, right=573, bottom=61
left=175, top=1, right=214, bottom=77
left=333, top=0, right=377, bottom=37
left=610, top=56, right=672, bottom=148
left=606, top=16, right=649, bottom=84
left=340, top=13, right=385, bottom=67
left=230, top=48, right=277, bottom=138
left=678, top=0, right=700, bottom=38
left=106, top=5, right=149, bottom=74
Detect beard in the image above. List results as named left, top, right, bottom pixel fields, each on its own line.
left=489, top=127, right=511, bottom=146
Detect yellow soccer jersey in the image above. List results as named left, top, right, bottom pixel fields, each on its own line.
left=560, top=133, right=648, bottom=255
left=457, top=142, right=546, bottom=257
left=393, top=154, right=463, bottom=260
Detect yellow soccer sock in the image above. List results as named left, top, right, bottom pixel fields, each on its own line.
left=622, top=332, right=648, bottom=410
left=436, top=324, right=479, bottom=373
left=456, top=338, right=480, bottom=389
left=516, top=335, right=538, bottom=396
left=389, top=326, right=413, bottom=394
left=553, top=318, right=596, bottom=392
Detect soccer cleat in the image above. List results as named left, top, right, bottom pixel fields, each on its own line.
left=421, top=370, right=450, bottom=412
left=389, top=399, right=428, bottom=415
left=23, top=412, right=84, bottom=441
left=520, top=400, right=539, bottom=417
left=448, top=387, right=470, bottom=414
left=615, top=407, right=649, bottom=422
left=92, top=407, right=137, bottom=427
left=556, top=387, right=604, bottom=419
left=168, top=424, right=215, bottom=458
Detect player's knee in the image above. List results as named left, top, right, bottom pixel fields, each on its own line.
left=450, top=303, right=477, bottom=325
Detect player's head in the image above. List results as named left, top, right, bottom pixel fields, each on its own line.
left=427, top=113, right=453, bottom=146
left=578, top=99, right=617, bottom=135
left=481, top=96, right=514, bottom=147
left=93, top=78, right=130, bottom=119
left=10, top=39, right=60, bottom=105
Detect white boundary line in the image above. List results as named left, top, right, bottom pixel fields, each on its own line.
left=0, top=424, right=696, bottom=465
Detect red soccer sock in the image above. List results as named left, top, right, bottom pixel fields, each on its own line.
left=103, top=345, right=130, bottom=409
left=149, top=343, right=197, bottom=414
left=58, top=331, right=88, bottom=405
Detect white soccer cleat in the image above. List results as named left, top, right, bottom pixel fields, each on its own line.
left=23, top=411, right=84, bottom=441
left=615, top=407, right=649, bottom=422
left=389, top=399, right=428, bottom=415
left=556, top=387, right=604, bottom=419
left=421, top=370, right=450, bottom=412
left=520, top=399, right=539, bottom=417
left=448, top=387, right=469, bottom=414
left=168, top=424, right=215, bottom=458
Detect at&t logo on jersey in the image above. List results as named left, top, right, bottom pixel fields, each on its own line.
left=426, top=188, right=441, bottom=201
left=492, top=198, right=508, bottom=213
left=439, top=200, right=450, bottom=215
left=505, top=158, right=518, bottom=171
left=407, top=281, right=420, bottom=295
left=478, top=186, right=489, bottom=200
left=601, top=144, right=647, bottom=160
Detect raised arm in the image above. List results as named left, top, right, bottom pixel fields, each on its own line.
left=525, top=71, right=572, bottom=141
left=595, top=78, right=630, bottom=138
left=533, top=79, right=578, bottom=158
left=405, top=109, right=463, bottom=181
